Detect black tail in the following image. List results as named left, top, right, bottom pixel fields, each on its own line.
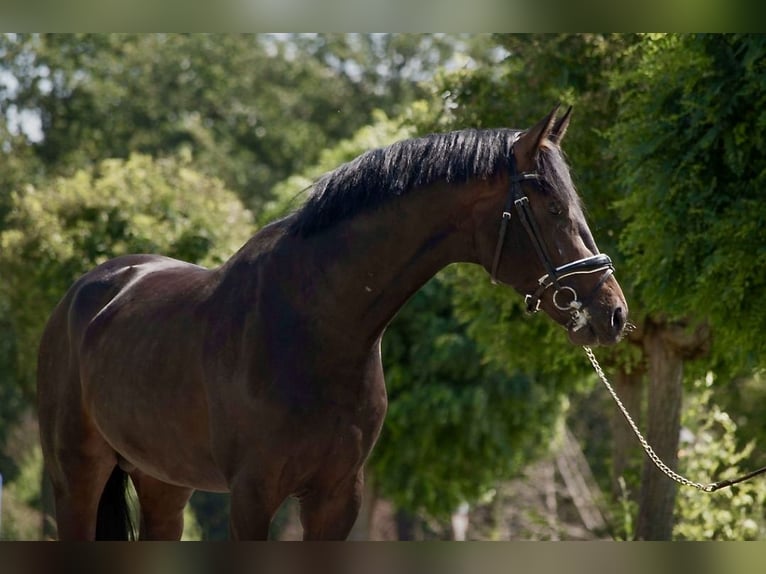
left=95, top=467, right=135, bottom=540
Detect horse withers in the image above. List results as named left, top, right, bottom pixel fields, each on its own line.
left=37, top=106, right=627, bottom=540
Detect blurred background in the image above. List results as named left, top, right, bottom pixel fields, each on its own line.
left=1, top=33, right=765, bottom=541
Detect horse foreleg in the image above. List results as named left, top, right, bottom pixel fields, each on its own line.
left=131, top=471, right=194, bottom=540
left=299, top=471, right=364, bottom=540
left=229, top=475, right=278, bottom=540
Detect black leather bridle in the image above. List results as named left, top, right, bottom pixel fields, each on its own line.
left=490, top=146, right=615, bottom=329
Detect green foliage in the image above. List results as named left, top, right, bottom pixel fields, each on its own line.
left=1, top=34, right=350, bottom=209
left=611, top=34, right=766, bottom=366
left=613, top=476, right=639, bottom=541
left=0, top=444, right=44, bottom=540
left=6, top=443, right=43, bottom=510
left=710, top=370, right=766, bottom=470
left=0, top=153, right=254, bottom=400
left=0, top=34, right=484, bottom=212
left=674, top=374, right=766, bottom=540
left=449, top=266, right=594, bottom=381
left=430, top=37, right=766, bottom=538
left=0, top=123, right=45, bottom=227
left=0, top=300, right=25, bottom=477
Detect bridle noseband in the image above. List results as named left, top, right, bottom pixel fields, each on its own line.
left=489, top=146, right=615, bottom=330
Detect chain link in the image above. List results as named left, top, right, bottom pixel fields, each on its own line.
left=583, top=346, right=715, bottom=492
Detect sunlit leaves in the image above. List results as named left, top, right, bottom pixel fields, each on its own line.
left=674, top=375, right=766, bottom=540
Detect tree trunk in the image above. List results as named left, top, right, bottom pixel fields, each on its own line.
left=634, top=318, right=710, bottom=541
left=610, top=367, right=644, bottom=501
left=635, top=328, right=683, bottom=540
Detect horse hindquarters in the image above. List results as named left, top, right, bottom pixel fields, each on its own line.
left=37, top=284, right=126, bottom=540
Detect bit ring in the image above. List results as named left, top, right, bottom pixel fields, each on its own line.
left=553, top=286, right=579, bottom=311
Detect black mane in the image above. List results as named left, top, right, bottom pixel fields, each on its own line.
left=288, top=128, right=577, bottom=236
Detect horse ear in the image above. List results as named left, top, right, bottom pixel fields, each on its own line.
left=549, top=105, right=572, bottom=145
left=515, top=105, right=560, bottom=161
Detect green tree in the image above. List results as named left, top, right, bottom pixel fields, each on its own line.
left=0, top=34, right=353, bottom=209
left=0, top=119, right=45, bottom=480
left=612, top=33, right=766, bottom=367
left=0, top=34, right=491, bottom=213
left=289, top=34, right=499, bottom=118
left=610, top=34, right=766, bottom=538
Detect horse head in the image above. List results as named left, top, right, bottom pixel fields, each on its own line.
left=480, top=106, right=628, bottom=345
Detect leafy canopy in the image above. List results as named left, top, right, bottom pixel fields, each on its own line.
left=611, top=34, right=766, bottom=366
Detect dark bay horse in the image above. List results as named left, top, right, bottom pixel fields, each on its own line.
left=37, top=106, right=628, bottom=540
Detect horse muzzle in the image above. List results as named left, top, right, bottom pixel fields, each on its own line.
left=522, top=253, right=628, bottom=346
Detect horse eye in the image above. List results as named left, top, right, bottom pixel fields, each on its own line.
left=548, top=201, right=564, bottom=216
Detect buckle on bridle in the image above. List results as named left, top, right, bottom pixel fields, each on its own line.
left=524, top=294, right=541, bottom=314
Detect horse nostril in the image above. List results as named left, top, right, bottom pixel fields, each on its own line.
left=611, top=306, right=625, bottom=333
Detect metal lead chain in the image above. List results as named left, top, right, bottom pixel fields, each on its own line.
left=583, top=346, right=715, bottom=492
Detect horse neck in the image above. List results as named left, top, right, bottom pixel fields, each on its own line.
left=285, top=180, right=487, bottom=347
